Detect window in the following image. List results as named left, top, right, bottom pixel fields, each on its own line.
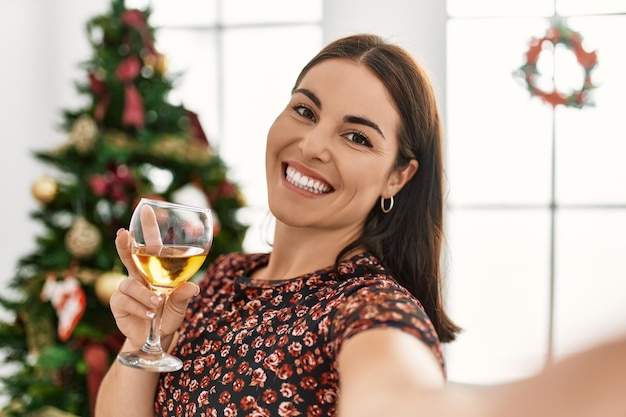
left=127, top=0, right=323, bottom=252
left=445, top=0, right=626, bottom=384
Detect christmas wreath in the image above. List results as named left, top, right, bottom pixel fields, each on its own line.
left=517, top=21, right=598, bottom=108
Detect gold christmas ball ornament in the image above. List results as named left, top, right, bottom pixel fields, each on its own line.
left=95, top=270, right=127, bottom=304
left=143, top=52, right=168, bottom=75
left=69, top=114, right=98, bottom=154
left=156, top=53, right=168, bottom=75
left=31, top=176, right=58, bottom=203
left=65, top=217, right=101, bottom=258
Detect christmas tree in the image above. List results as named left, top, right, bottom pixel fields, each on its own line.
left=0, top=1, right=247, bottom=416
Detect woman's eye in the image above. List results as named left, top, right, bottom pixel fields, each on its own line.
left=293, top=104, right=315, bottom=121
left=345, top=131, right=372, bottom=147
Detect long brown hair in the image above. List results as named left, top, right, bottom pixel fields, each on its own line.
left=293, top=34, right=460, bottom=343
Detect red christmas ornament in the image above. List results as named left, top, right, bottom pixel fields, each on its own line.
left=89, top=71, right=110, bottom=122
left=116, top=56, right=145, bottom=128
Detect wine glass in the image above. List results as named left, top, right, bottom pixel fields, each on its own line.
left=117, top=198, right=213, bottom=372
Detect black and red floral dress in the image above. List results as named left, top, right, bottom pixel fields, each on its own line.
left=155, top=252, right=443, bottom=417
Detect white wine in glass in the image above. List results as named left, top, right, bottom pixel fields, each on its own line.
left=117, top=198, right=213, bottom=372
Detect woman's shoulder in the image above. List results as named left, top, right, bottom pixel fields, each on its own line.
left=337, top=253, right=411, bottom=292
left=334, top=252, right=432, bottom=320
left=330, top=253, right=444, bottom=365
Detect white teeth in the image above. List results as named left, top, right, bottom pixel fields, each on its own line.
left=285, top=166, right=332, bottom=194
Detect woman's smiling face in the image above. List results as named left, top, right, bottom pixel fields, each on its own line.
left=265, top=58, right=414, bottom=233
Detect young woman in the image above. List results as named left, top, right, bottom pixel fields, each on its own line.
left=95, top=34, right=626, bottom=417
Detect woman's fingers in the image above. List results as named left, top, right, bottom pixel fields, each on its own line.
left=109, top=259, right=199, bottom=339
left=112, top=228, right=200, bottom=341
left=169, top=281, right=200, bottom=307
left=160, top=282, right=199, bottom=334
left=140, top=204, right=163, bottom=246
left=109, top=275, right=163, bottom=348
left=115, top=228, right=143, bottom=282
left=111, top=276, right=161, bottom=319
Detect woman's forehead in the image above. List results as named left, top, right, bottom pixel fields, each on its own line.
left=296, top=59, right=400, bottom=134
left=296, top=59, right=393, bottom=109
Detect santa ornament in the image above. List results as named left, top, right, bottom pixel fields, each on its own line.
left=41, top=274, right=87, bottom=341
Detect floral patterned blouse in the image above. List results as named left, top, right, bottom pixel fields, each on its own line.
left=155, top=252, right=443, bottom=417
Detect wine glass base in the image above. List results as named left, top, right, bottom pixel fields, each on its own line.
left=117, top=350, right=183, bottom=372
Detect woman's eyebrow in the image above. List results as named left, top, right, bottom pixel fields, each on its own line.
left=344, top=115, right=385, bottom=139
left=293, top=88, right=321, bottom=109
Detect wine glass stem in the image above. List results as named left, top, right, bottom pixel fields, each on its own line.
left=142, top=293, right=168, bottom=354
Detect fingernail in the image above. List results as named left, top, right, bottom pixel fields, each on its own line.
left=150, top=295, right=162, bottom=306
left=194, top=284, right=200, bottom=296
left=146, top=310, right=155, bottom=319
left=116, top=228, right=124, bottom=236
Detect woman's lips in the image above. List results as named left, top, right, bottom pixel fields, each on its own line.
left=283, top=163, right=333, bottom=194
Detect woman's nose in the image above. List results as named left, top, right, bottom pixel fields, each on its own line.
left=298, top=124, right=332, bottom=162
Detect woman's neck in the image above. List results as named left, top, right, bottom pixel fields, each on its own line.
left=252, top=221, right=363, bottom=281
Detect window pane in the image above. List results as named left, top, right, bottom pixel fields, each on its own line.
left=221, top=0, right=322, bottom=24
left=557, top=0, right=626, bottom=15
left=553, top=210, right=626, bottom=357
left=555, top=16, right=626, bottom=204
left=447, top=18, right=553, bottom=205
left=155, top=30, right=220, bottom=147
left=448, top=0, right=553, bottom=17
left=220, top=26, right=322, bottom=251
left=445, top=210, right=551, bottom=384
left=126, top=0, right=217, bottom=26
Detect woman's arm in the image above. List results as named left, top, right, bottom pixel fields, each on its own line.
left=337, top=329, right=626, bottom=417
left=94, top=338, right=161, bottom=417
left=491, top=334, right=626, bottom=417
left=337, top=328, right=449, bottom=417
left=94, top=229, right=199, bottom=417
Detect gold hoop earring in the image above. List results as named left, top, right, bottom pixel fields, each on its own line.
left=380, top=196, right=394, bottom=214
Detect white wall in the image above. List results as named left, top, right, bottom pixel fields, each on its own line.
left=0, top=0, right=110, bottom=404
left=0, top=0, right=107, bottom=318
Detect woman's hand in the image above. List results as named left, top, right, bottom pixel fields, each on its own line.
left=109, top=228, right=199, bottom=351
